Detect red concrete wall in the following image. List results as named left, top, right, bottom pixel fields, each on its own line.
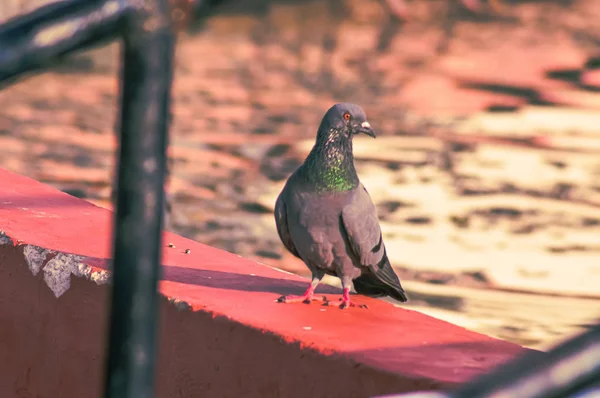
left=0, top=168, right=533, bottom=398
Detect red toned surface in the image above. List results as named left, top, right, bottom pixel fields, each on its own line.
left=0, top=168, right=534, bottom=397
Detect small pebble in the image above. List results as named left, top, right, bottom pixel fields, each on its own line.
left=302, top=326, right=312, bottom=331
left=168, top=243, right=175, bottom=248
left=250, top=273, right=256, bottom=276
left=320, top=309, right=326, bottom=312
left=184, top=249, right=191, bottom=254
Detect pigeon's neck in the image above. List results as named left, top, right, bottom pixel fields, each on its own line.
left=302, top=129, right=359, bottom=192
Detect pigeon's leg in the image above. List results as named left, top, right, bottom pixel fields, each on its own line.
left=277, top=272, right=326, bottom=304
left=325, top=276, right=368, bottom=310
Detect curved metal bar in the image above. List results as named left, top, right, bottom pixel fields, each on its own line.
left=0, top=0, right=128, bottom=86
left=102, top=0, right=175, bottom=397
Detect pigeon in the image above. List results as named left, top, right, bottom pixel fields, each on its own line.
left=274, top=103, right=408, bottom=309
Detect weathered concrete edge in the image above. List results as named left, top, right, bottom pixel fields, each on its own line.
left=1, top=230, right=110, bottom=296
left=0, top=229, right=452, bottom=393
left=0, top=229, right=197, bottom=313
left=0, top=227, right=310, bottom=324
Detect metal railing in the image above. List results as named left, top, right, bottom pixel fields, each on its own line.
left=1, top=1, right=598, bottom=398
left=0, top=0, right=201, bottom=397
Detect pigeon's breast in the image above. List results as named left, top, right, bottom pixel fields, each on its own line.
left=286, top=189, right=354, bottom=270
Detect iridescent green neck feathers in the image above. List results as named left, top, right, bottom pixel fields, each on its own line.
left=300, top=128, right=359, bottom=192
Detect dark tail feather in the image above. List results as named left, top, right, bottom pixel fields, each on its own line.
left=353, top=275, right=408, bottom=302
left=353, top=254, right=408, bottom=303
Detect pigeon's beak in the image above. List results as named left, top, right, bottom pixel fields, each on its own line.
left=357, top=121, right=376, bottom=138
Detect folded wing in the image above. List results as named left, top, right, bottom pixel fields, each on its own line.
left=341, top=185, right=407, bottom=302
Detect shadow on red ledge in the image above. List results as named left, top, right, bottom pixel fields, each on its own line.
left=0, top=167, right=535, bottom=398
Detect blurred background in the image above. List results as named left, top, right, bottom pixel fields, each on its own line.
left=1, top=0, right=599, bottom=351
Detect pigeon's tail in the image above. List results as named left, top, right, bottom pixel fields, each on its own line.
left=353, top=253, right=408, bottom=303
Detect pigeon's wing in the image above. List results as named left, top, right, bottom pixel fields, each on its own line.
left=341, top=185, right=407, bottom=302
left=340, top=186, right=385, bottom=267
left=274, top=193, right=301, bottom=258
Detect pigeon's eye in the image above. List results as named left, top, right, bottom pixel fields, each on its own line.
left=343, top=112, right=351, bottom=121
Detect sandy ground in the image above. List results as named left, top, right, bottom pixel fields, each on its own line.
left=1, top=0, right=600, bottom=350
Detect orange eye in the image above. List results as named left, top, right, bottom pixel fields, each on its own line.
left=343, top=112, right=351, bottom=121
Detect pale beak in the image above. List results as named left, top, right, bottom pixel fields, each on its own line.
left=358, top=121, right=376, bottom=138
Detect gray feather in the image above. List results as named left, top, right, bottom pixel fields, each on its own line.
left=274, top=194, right=300, bottom=259
left=341, top=186, right=408, bottom=302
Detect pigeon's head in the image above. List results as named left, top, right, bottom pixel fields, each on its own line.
left=319, top=103, right=376, bottom=139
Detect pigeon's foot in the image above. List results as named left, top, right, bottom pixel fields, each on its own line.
left=277, top=294, right=327, bottom=304
left=324, top=298, right=369, bottom=310
left=277, top=283, right=326, bottom=304
left=322, top=287, right=369, bottom=310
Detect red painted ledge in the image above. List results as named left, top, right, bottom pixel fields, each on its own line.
left=0, top=167, right=534, bottom=398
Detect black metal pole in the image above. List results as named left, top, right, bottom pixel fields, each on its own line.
left=450, top=324, right=600, bottom=398
left=0, top=0, right=126, bottom=86
left=103, top=0, right=174, bottom=397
